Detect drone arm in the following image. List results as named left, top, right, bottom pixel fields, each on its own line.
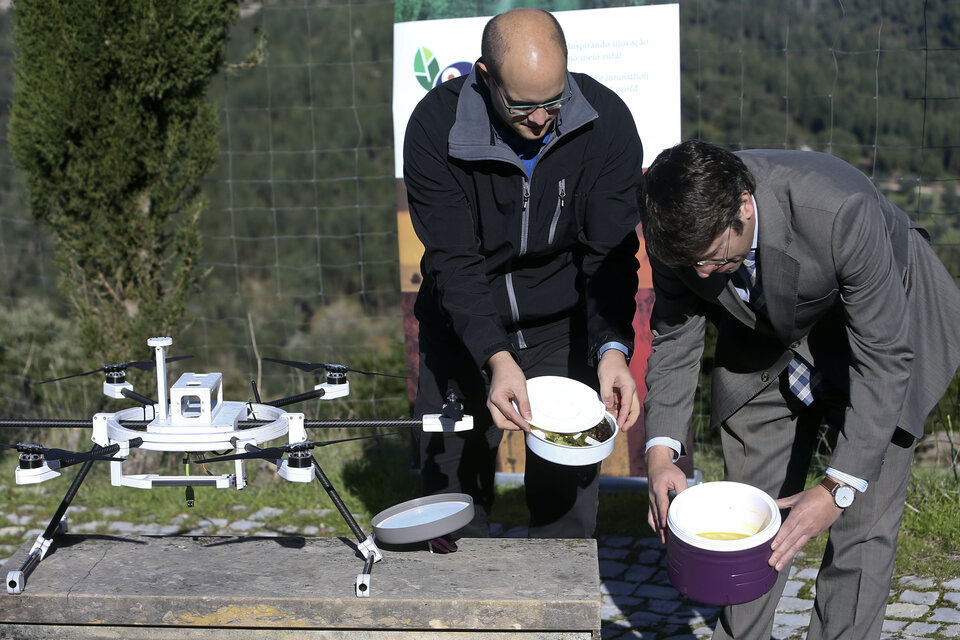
left=238, top=440, right=278, bottom=467
left=265, top=387, right=326, bottom=408
left=41, top=440, right=138, bottom=520
left=55, top=438, right=142, bottom=469
left=0, top=419, right=94, bottom=429
left=120, top=387, right=156, bottom=407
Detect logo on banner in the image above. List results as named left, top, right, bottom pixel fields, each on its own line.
left=413, top=47, right=472, bottom=90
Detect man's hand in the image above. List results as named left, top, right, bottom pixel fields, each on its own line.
left=645, top=445, right=687, bottom=543
left=485, top=351, right=531, bottom=431
left=597, top=349, right=640, bottom=430
left=769, top=485, right=844, bottom=571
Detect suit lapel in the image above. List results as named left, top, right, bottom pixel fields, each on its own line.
left=753, top=184, right=800, bottom=344
left=720, top=279, right=757, bottom=328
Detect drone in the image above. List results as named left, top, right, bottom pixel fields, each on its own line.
left=0, top=336, right=473, bottom=597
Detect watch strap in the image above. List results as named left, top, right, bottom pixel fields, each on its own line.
left=819, top=476, right=841, bottom=494
left=819, top=476, right=855, bottom=508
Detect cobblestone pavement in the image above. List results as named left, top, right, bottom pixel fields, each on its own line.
left=2, top=509, right=959, bottom=639
left=590, top=533, right=960, bottom=640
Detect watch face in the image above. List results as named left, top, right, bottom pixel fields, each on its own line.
left=834, top=485, right=856, bottom=508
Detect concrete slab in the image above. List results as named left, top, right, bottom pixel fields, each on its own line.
left=0, top=535, right=600, bottom=639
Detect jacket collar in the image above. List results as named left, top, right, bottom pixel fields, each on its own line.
left=716, top=181, right=801, bottom=343
left=448, top=65, right=599, bottom=164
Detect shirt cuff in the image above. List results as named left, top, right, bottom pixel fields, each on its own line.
left=825, top=467, right=869, bottom=493
left=645, top=437, right=682, bottom=462
left=598, top=341, right=631, bottom=363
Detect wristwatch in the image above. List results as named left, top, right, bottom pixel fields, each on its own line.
left=819, top=476, right=856, bottom=508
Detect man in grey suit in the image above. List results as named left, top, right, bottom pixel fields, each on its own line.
left=640, top=139, right=960, bottom=640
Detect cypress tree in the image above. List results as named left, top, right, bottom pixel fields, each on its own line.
left=9, top=0, right=237, bottom=361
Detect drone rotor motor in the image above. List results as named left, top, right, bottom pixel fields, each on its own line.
left=14, top=454, right=60, bottom=485
left=17, top=452, right=44, bottom=470
left=103, top=369, right=134, bottom=400
left=277, top=449, right=315, bottom=483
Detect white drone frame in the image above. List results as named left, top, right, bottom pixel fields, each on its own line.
left=6, top=336, right=473, bottom=598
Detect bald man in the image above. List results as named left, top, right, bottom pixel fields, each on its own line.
left=404, top=9, right=643, bottom=538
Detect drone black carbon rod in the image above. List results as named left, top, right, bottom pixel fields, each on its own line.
left=310, top=454, right=368, bottom=544
left=0, top=418, right=423, bottom=431
left=266, top=387, right=326, bottom=408
left=120, top=388, right=156, bottom=406
left=0, top=419, right=94, bottom=429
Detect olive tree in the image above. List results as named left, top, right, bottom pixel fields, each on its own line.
left=9, top=0, right=237, bottom=361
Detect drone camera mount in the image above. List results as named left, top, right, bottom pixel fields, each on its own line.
left=170, top=372, right=223, bottom=423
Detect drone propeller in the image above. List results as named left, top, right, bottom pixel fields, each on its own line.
left=194, top=432, right=400, bottom=464
left=0, top=442, right=125, bottom=463
left=262, top=357, right=406, bottom=379
left=39, top=355, right=193, bottom=384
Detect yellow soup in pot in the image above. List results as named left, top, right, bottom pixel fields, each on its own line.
left=697, top=531, right=751, bottom=541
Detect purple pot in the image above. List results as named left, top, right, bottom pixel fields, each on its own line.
left=666, top=481, right=781, bottom=605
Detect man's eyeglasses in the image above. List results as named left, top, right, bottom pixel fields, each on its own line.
left=695, top=226, right=742, bottom=267
left=490, top=76, right=573, bottom=116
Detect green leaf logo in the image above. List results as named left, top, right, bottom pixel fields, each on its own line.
left=413, top=47, right=441, bottom=90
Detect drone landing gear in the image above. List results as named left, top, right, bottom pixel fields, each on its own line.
left=6, top=517, right=66, bottom=595
left=255, top=445, right=382, bottom=597
left=7, top=440, right=131, bottom=595
left=313, top=457, right=382, bottom=598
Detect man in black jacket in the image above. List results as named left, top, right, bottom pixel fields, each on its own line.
left=403, top=8, right=643, bottom=537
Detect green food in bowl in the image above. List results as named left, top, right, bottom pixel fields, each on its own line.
left=533, top=418, right=614, bottom=447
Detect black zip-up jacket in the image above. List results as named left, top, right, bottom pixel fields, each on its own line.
left=403, top=66, right=643, bottom=371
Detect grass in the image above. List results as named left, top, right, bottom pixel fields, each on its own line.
left=2, top=431, right=958, bottom=584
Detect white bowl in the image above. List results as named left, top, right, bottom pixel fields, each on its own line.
left=525, top=412, right=618, bottom=466
left=667, top=481, right=781, bottom=552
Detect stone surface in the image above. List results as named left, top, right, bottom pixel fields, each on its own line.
left=904, top=622, right=942, bottom=636
left=886, top=602, right=931, bottom=619
left=901, top=589, right=940, bottom=605
left=900, top=576, right=937, bottom=589
left=0, top=535, right=600, bottom=636
left=932, top=608, right=960, bottom=624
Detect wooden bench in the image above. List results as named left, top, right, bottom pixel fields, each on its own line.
left=0, top=535, right=600, bottom=639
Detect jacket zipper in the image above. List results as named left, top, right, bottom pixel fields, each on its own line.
left=505, top=273, right=526, bottom=349
left=506, top=177, right=532, bottom=349
left=519, top=178, right=531, bottom=256
left=548, top=178, right=565, bottom=245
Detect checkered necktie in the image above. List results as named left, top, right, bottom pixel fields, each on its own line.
left=741, top=251, right=821, bottom=406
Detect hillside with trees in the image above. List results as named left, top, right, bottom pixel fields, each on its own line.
left=0, top=0, right=956, bottom=423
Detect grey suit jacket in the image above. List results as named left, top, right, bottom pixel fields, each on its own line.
left=644, top=150, right=960, bottom=481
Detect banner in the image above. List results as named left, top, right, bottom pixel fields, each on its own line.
left=394, top=5, right=688, bottom=478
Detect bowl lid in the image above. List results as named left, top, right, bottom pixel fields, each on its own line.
left=371, top=493, right=475, bottom=544
left=525, top=376, right=606, bottom=434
